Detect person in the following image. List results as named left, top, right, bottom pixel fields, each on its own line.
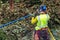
left=31, top=5, right=50, bottom=40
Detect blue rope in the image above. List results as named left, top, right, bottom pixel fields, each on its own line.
left=0, top=14, right=31, bottom=28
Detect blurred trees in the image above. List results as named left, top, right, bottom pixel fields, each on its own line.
left=1, top=0, right=8, bottom=3
left=0, top=0, right=60, bottom=40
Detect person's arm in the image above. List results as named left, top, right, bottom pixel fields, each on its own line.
left=31, top=17, right=37, bottom=24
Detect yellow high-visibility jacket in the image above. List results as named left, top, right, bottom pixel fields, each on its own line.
left=31, top=14, right=50, bottom=30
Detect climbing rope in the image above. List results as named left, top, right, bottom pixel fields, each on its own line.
left=0, top=14, right=32, bottom=28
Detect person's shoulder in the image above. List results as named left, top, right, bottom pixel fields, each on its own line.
left=35, top=15, right=40, bottom=20
left=36, top=15, right=40, bottom=17
left=46, top=14, right=49, bottom=15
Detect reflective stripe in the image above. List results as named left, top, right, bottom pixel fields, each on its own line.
left=37, top=16, right=42, bottom=28
left=37, top=16, right=40, bottom=21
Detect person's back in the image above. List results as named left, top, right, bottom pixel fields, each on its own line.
left=35, top=14, right=50, bottom=30
left=31, top=5, right=50, bottom=40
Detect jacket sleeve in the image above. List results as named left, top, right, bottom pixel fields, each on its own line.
left=31, top=17, right=37, bottom=24
left=47, top=14, right=50, bottom=20
left=48, top=14, right=50, bottom=20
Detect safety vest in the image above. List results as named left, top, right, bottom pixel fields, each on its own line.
left=35, top=14, right=50, bottom=30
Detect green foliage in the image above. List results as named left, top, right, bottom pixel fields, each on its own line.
left=14, top=0, right=20, bottom=3
left=1, top=0, right=8, bottom=3
left=0, top=29, right=7, bottom=40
